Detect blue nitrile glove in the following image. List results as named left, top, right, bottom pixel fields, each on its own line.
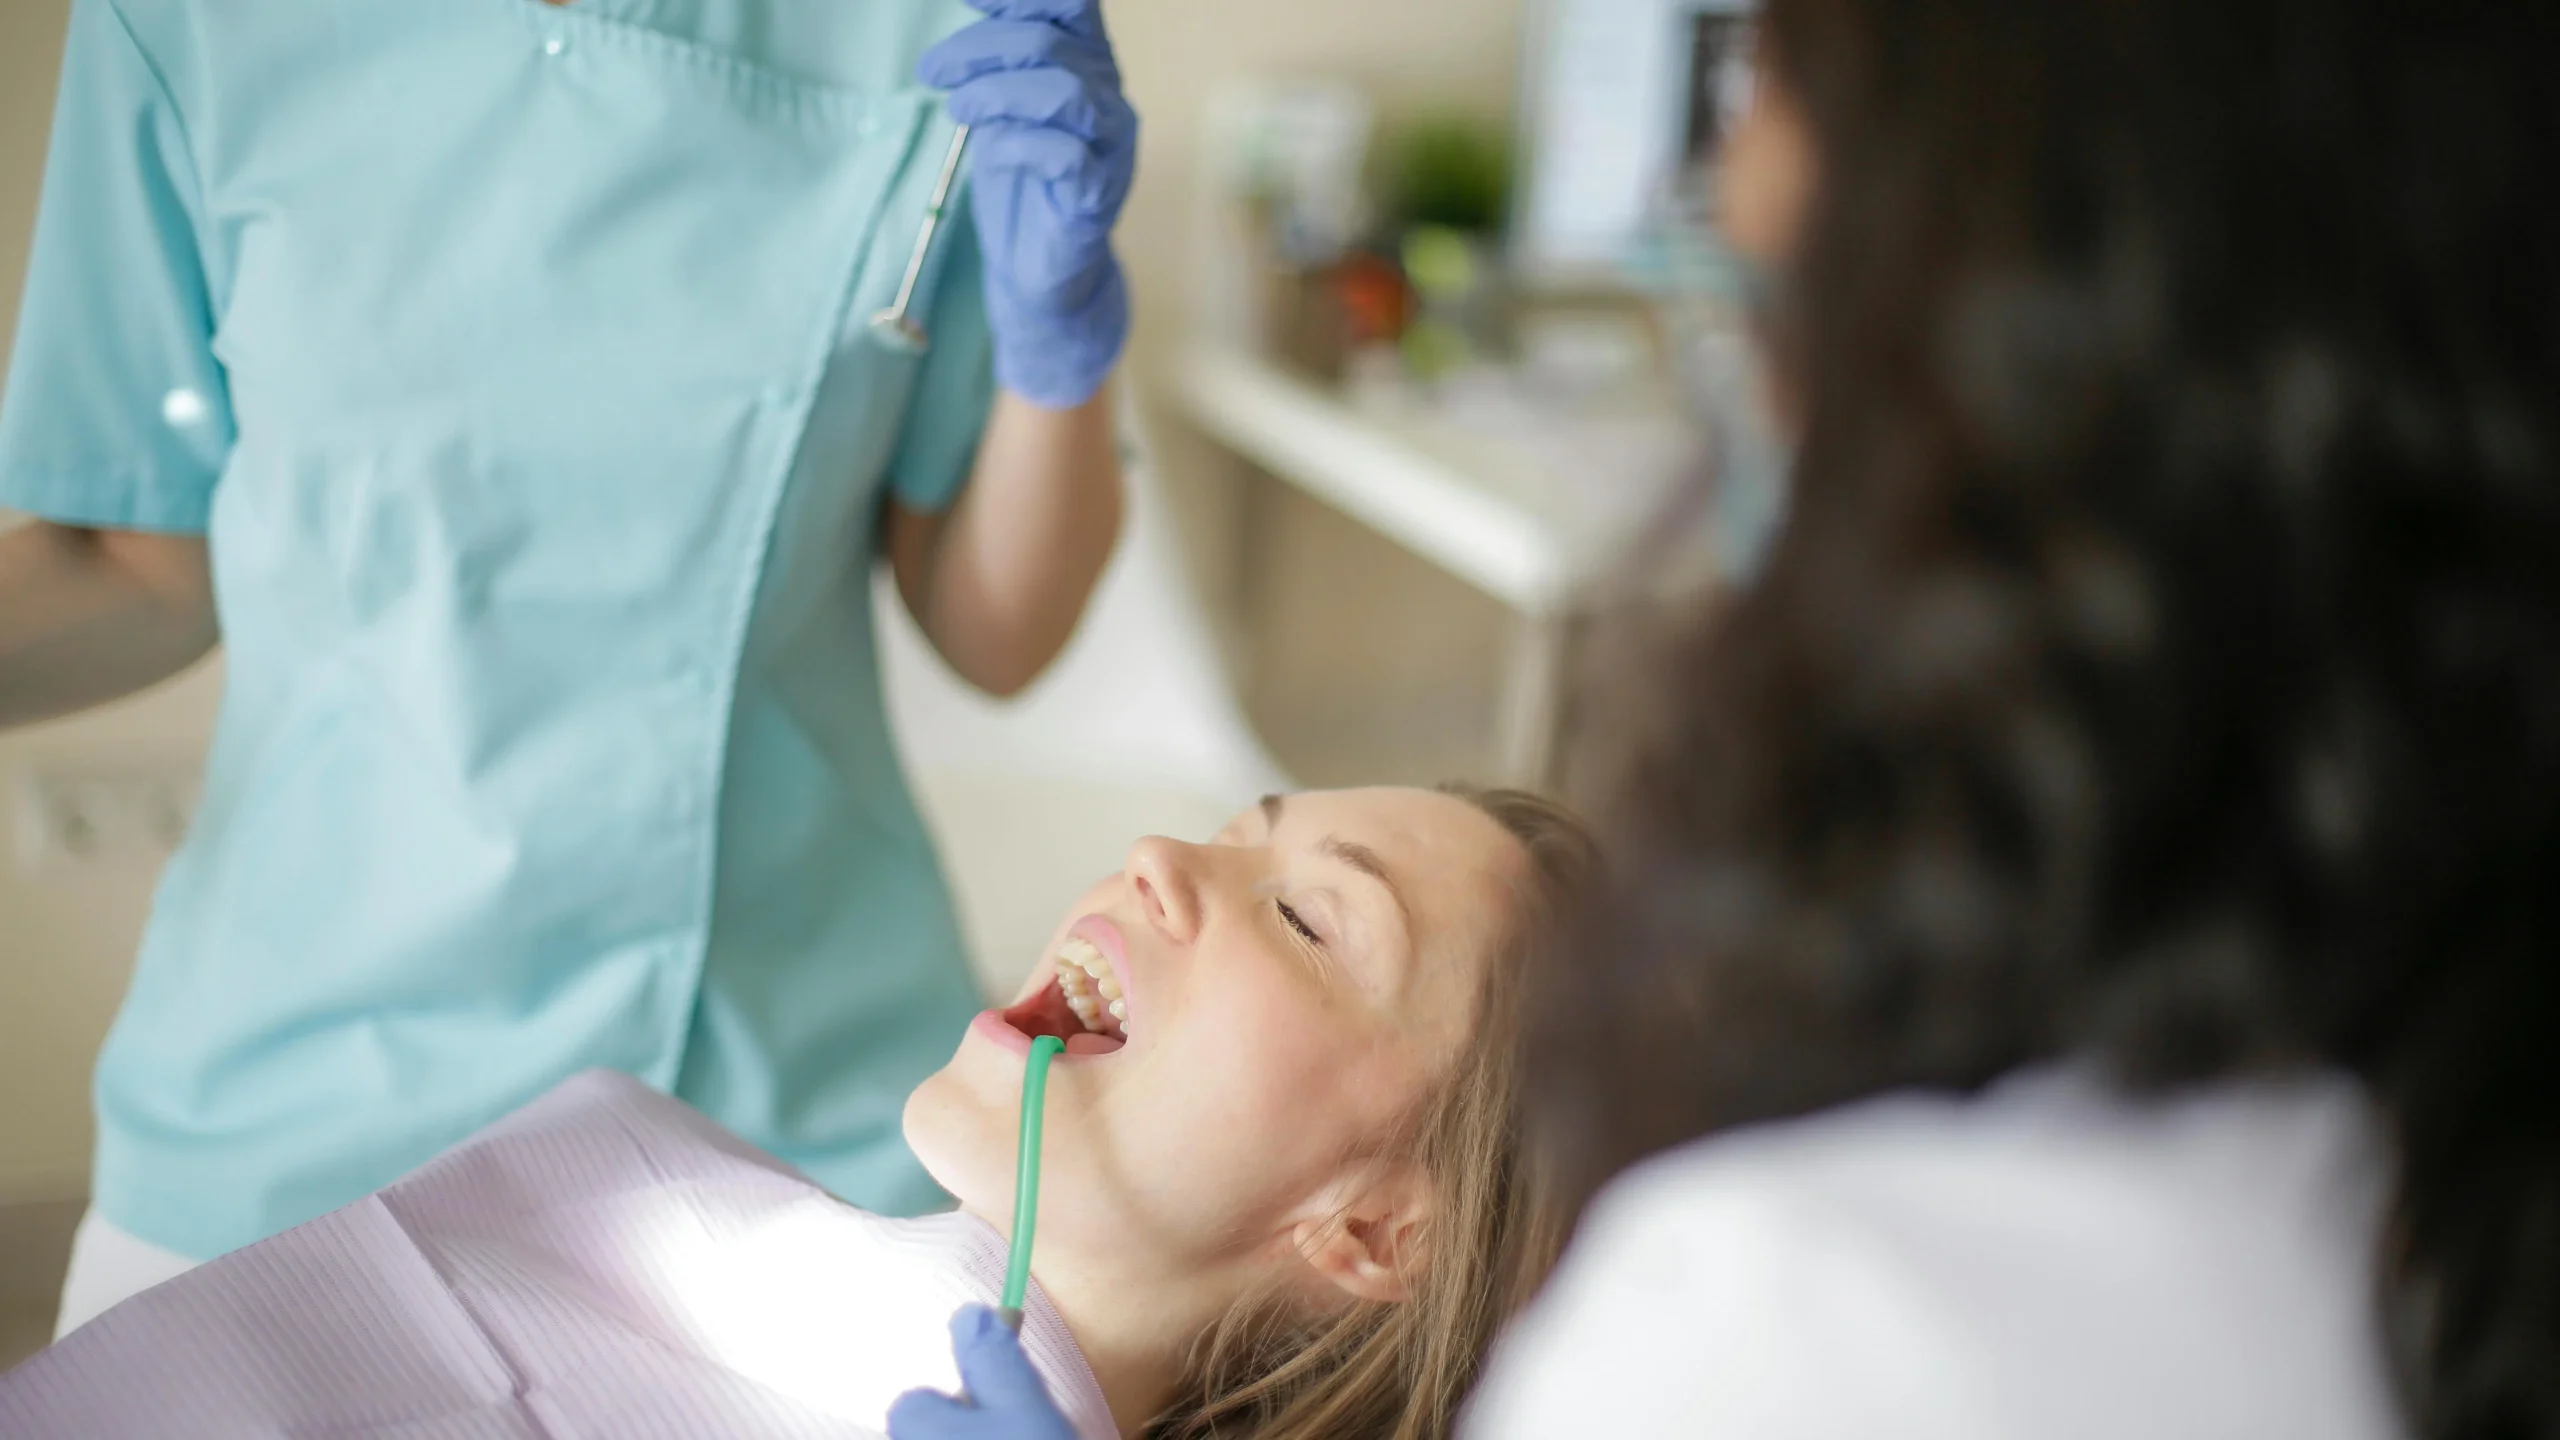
left=917, top=0, right=1137, bottom=410
left=886, top=1305, right=1081, bottom=1440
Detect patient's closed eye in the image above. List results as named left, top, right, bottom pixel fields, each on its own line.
left=1277, top=900, right=1323, bottom=945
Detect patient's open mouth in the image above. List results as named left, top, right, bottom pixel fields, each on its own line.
left=997, top=935, right=1128, bottom=1056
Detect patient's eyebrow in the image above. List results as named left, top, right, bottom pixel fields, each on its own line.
left=1319, top=836, right=1414, bottom=951
left=1261, top=793, right=1283, bottom=831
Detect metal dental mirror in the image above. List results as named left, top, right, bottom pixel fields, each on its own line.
left=867, top=124, right=973, bottom=353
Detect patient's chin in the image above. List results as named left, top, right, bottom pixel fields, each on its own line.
left=901, top=1071, right=1009, bottom=1214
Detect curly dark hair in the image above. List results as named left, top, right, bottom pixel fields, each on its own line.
left=1533, top=2, right=2560, bottom=1436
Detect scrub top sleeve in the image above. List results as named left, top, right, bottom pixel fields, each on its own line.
left=0, top=0, right=233, bottom=534
left=883, top=206, right=996, bottom=515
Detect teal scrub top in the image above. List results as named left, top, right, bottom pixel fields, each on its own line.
left=0, top=0, right=999, bottom=1260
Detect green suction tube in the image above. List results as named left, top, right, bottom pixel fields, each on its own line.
left=997, top=1035, right=1064, bottom=1333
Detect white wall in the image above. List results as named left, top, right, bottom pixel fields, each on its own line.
left=1109, top=0, right=1524, bottom=343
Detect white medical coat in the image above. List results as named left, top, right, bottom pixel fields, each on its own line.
left=1466, top=1069, right=2408, bottom=1439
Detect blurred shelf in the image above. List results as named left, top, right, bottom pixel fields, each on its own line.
left=1169, top=344, right=1691, bottom=619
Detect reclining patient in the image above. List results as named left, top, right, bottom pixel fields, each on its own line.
left=0, top=785, right=1593, bottom=1440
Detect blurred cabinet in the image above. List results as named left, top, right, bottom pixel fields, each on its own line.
left=1172, top=344, right=1692, bottom=787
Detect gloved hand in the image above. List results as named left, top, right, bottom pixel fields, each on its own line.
left=886, top=1305, right=1081, bottom=1440
left=917, top=0, right=1137, bottom=410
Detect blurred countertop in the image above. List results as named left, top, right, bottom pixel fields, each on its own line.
left=1170, top=343, right=1698, bottom=617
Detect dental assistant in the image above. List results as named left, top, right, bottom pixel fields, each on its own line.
left=0, top=0, right=1136, bottom=1333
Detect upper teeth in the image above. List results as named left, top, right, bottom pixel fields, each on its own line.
left=1054, top=935, right=1127, bottom=1039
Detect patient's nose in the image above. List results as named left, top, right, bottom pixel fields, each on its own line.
left=1126, top=836, right=1203, bottom=944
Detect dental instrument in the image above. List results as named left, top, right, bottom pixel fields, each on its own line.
left=946, top=1033, right=1058, bottom=1413
left=998, top=1034, right=1063, bottom=1333
left=868, top=125, right=973, bottom=353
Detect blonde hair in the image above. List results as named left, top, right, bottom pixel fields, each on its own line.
left=1149, top=784, right=1600, bottom=1440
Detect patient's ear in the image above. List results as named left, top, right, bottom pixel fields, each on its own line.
left=1289, top=1166, right=1434, bottom=1304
